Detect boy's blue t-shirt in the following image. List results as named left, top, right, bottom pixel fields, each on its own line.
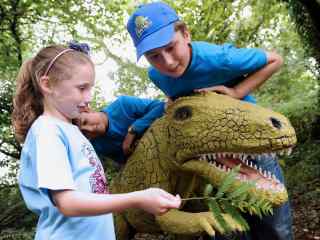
left=90, top=95, right=165, bottom=163
left=148, top=42, right=268, bottom=103
left=19, top=115, right=115, bottom=240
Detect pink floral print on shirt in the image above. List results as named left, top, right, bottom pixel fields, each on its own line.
left=81, top=143, right=108, bottom=193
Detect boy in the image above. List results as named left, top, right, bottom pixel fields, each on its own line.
left=127, top=2, right=292, bottom=240
left=77, top=95, right=165, bottom=164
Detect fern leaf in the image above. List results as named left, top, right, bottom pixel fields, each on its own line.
left=227, top=182, right=251, bottom=200
left=215, top=165, right=240, bottom=198
left=221, top=201, right=250, bottom=231
left=208, top=199, right=230, bottom=233
left=203, top=184, right=214, bottom=197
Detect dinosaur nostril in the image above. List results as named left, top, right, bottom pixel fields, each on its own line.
left=270, top=117, right=282, bottom=129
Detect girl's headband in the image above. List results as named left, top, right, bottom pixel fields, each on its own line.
left=43, top=41, right=90, bottom=77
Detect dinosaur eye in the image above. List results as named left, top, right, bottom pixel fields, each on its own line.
left=270, top=117, right=282, bottom=129
left=174, top=106, right=192, bottom=121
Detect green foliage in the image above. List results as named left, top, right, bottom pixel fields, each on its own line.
left=213, top=166, right=273, bottom=217
left=0, top=185, right=37, bottom=239
left=208, top=198, right=232, bottom=233
left=0, top=229, right=35, bottom=240
left=221, top=201, right=249, bottom=232
left=285, top=0, right=320, bottom=67
left=90, top=85, right=108, bottom=111
left=184, top=166, right=273, bottom=234
left=284, top=141, right=320, bottom=191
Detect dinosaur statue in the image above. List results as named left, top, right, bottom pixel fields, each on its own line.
left=110, top=92, right=296, bottom=239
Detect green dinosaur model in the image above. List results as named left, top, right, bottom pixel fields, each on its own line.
left=110, top=92, right=296, bottom=239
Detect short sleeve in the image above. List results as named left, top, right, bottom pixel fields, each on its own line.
left=223, top=44, right=267, bottom=74
left=35, top=125, right=75, bottom=191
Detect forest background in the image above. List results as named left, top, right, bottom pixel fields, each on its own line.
left=0, top=0, right=319, bottom=239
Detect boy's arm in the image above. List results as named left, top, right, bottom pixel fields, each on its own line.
left=195, top=51, right=283, bottom=99
left=122, top=97, right=165, bottom=155
left=231, top=51, right=283, bottom=99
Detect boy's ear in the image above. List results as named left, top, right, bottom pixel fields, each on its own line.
left=38, top=75, right=52, bottom=94
left=182, top=30, right=191, bottom=43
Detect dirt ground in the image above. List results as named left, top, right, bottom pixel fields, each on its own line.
left=291, top=179, right=320, bottom=240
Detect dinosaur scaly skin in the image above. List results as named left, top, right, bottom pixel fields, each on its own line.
left=111, top=92, right=296, bottom=239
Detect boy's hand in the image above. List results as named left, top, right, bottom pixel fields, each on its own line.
left=122, top=132, right=136, bottom=156
left=165, top=97, right=174, bottom=110
left=194, top=86, right=242, bottom=99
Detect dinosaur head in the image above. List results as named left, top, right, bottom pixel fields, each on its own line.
left=162, top=92, right=296, bottom=205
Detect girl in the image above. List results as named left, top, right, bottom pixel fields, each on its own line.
left=12, top=44, right=181, bottom=240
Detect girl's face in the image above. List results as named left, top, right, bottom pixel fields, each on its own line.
left=45, top=63, right=95, bottom=122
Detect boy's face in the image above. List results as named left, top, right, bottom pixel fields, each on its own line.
left=145, top=30, right=191, bottom=78
left=75, top=111, right=108, bottom=139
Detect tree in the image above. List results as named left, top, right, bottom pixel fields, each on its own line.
left=284, top=0, right=320, bottom=139
left=0, top=0, right=129, bottom=169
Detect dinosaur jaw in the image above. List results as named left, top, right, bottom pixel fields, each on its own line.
left=181, top=149, right=292, bottom=205
left=200, top=153, right=284, bottom=192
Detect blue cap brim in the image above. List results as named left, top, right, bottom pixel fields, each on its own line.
left=136, top=23, right=175, bottom=61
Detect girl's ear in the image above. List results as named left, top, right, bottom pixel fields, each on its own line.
left=38, top=75, right=52, bottom=94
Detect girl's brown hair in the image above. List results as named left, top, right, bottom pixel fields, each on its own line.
left=12, top=45, right=94, bottom=143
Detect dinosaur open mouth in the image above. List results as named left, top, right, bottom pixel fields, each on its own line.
left=196, top=147, right=293, bottom=192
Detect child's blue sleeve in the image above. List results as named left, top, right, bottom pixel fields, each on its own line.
left=120, top=96, right=165, bottom=134
left=223, top=44, right=267, bottom=75
left=242, top=94, right=257, bottom=104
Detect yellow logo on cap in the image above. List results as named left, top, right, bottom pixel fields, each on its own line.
left=135, top=16, right=152, bottom=38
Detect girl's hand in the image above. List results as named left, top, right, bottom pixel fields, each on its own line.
left=194, top=85, right=242, bottom=99
left=133, top=188, right=181, bottom=215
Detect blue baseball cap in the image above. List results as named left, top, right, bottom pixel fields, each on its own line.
left=127, top=2, right=179, bottom=60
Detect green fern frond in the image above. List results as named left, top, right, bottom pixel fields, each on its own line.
left=183, top=165, right=275, bottom=234
left=208, top=199, right=231, bottom=233
left=221, top=201, right=250, bottom=231
left=227, top=182, right=251, bottom=200
left=215, top=165, right=240, bottom=198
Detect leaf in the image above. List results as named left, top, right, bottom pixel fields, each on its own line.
left=227, top=182, right=251, bottom=200
left=203, top=184, right=214, bottom=197
left=221, top=201, right=250, bottom=231
left=215, top=165, right=240, bottom=198
left=208, top=199, right=231, bottom=233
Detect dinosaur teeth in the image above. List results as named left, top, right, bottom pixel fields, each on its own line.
left=263, top=170, right=268, bottom=178
left=199, top=148, right=292, bottom=164
left=286, top=148, right=292, bottom=156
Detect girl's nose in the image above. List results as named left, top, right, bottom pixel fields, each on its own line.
left=84, top=90, right=92, bottom=104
